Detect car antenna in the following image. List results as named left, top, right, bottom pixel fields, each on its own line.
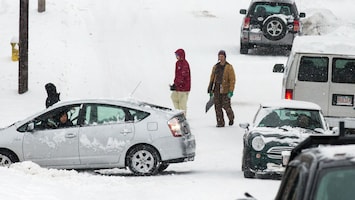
left=129, top=81, right=142, bottom=97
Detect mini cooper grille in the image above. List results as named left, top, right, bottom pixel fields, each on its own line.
left=267, top=146, right=294, bottom=159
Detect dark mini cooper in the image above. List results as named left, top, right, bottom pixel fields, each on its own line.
left=239, top=0, right=305, bottom=54
left=239, top=100, right=331, bottom=178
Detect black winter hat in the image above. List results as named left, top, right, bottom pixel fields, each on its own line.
left=218, top=50, right=226, bottom=57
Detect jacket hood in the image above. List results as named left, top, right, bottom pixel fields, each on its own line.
left=45, top=83, right=58, bottom=96
left=175, top=49, right=185, bottom=60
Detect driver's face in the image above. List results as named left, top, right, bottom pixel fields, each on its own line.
left=60, top=113, right=68, bottom=123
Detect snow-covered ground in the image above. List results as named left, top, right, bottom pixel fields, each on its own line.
left=0, top=0, right=354, bottom=199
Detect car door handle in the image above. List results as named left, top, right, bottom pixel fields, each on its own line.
left=120, top=128, right=132, bottom=135
left=65, top=133, right=76, bottom=138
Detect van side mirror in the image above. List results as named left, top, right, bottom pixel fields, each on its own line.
left=273, top=64, right=285, bottom=73
left=240, top=9, right=247, bottom=15
left=299, top=12, right=306, bottom=18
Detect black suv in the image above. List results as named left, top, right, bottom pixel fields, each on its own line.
left=239, top=0, right=305, bottom=54
left=239, top=122, right=355, bottom=200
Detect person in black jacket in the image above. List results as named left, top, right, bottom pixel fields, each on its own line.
left=45, top=83, right=60, bottom=108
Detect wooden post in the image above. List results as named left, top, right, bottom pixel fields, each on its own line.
left=19, top=0, right=29, bottom=94
left=38, top=0, right=45, bottom=12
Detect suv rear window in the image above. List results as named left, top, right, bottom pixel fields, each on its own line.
left=332, top=58, right=355, bottom=84
left=251, top=3, right=294, bottom=16
left=298, top=56, right=329, bottom=82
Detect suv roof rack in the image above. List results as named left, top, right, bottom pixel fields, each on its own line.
left=289, top=122, right=355, bottom=161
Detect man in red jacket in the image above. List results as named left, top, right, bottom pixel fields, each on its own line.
left=171, top=48, right=191, bottom=116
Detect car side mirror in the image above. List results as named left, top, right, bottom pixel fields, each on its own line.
left=240, top=9, right=247, bottom=15
left=273, top=64, right=284, bottom=73
left=27, top=122, right=35, bottom=132
left=239, top=123, right=250, bottom=129
left=299, top=12, right=306, bottom=18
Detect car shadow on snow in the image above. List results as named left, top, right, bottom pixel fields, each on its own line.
left=77, top=169, right=197, bottom=177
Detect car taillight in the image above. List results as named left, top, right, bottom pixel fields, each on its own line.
left=168, top=118, right=183, bottom=137
left=285, top=89, right=293, bottom=99
left=293, top=20, right=300, bottom=32
left=243, top=17, right=250, bottom=29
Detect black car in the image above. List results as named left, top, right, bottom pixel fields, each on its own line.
left=239, top=0, right=305, bottom=54
left=239, top=122, right=355, bottom=200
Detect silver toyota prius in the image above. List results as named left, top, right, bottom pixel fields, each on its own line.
left=0, top=99, right=196, bottom=175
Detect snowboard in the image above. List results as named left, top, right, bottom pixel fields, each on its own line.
left=205, top=96, right=214, bottom=113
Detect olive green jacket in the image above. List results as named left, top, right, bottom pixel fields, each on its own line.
left=208, top=62, right=236, bottom=94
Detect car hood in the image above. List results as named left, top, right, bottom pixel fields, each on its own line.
left=250, top=126, right=321, bottom=145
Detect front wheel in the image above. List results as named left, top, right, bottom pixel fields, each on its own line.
left=0, top=150, right=18, bottom=167
left=126, top=145, right=160, bottom=176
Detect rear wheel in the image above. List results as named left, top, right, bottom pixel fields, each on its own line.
left=240, top=43, right=249, bottom=54
left=126, top=145, right=160, bottom=176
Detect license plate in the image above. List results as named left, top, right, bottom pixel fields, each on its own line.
left=250, top=34, right=261, bottom=41
left=333, top=94, right=354, bottom=106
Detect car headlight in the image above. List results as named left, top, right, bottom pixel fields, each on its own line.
left=251, top=136, right=265, bottom=151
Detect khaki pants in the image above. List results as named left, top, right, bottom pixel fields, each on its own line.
left=171, top=91, right=189, bottom=115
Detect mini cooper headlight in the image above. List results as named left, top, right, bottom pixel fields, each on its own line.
left=251, top=136, right=265, bottom=151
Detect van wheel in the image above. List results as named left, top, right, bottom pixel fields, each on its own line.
left=263, top=16, right=287, bottom=41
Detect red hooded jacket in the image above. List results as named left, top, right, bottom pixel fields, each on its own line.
left=174, top=49, right=191, bottom=92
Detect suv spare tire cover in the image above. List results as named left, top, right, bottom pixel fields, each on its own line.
left=262, top=16, right=287, bottom=41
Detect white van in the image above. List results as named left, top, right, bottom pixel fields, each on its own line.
left=273, top=36, right=355, bottom=133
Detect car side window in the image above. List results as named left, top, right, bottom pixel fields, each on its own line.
left=332, top=58, right=355, bottom=84
left=298, top=57, right=329, bottom=82
left=17, top=104, right=81, bottom=132
left=84, top=104, right=132, bottom=125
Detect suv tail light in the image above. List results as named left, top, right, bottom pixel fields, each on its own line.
left=243, top=17, right=251, bottom=29
left=285, top=89, right=293, bottom=99
left=293, top=20, right=300, bottom=32
left=168, top=117, right=183, bottom=137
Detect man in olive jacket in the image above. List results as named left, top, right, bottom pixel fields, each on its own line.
left=207, top=50, right=235, bottom=127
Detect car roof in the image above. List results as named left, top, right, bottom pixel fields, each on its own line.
left=260, top=99, right=322, bottom=110
left=53, top=98, right=142, bottom=109
left=250, top=0, right=295, bottom=4
left=291, top=35, right=355, bottom=55
left=315, top=144, right=355, bottom=161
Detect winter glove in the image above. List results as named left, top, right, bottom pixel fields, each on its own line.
left=227, top=91, right=233, bottom=98
left=170, top=84, right=176, bottom=91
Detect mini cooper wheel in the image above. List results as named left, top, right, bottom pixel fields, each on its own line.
left=262, top=16, right=287, bottom=41
left=126, top=145, right=160, bottom=176
left=0, top=150, right=18, bottom=167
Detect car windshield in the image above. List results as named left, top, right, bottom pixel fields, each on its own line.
left=255, top=107, right=323, bottom=130
left=313, top=167, right=355, bottom=200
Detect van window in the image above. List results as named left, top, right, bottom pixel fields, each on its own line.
left=298, top=57, right=329, bottom=82
left=332, top=58, right=355, bottom=84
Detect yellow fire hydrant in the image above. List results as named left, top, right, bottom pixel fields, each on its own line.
left=10, top=36, right=19, bottom=62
